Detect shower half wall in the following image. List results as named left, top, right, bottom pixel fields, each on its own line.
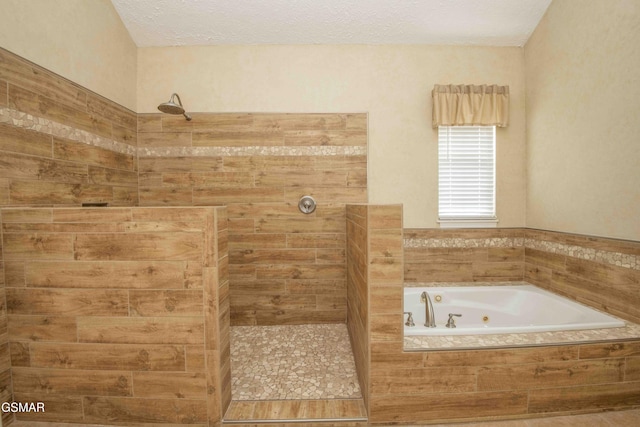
left=1, top=206, right=230, bottom=425
left=137, top=111, right=368, bottom=325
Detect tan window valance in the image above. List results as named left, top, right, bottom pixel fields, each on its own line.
left=432, top=84, right=509, bottom=128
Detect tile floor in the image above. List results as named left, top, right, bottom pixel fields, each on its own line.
left=12, top=408, right=640, bottom=426
left=231, top=324, right=362, bottom=400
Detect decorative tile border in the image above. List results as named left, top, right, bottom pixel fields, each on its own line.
left=404, top=236, right=640, bottom=271
left=138, top=145, right=367, bottom=158
left=1, top=107, right=367, bottom=159
left=404, top=237, right=523, bottom=249
left=0, top=107, right=136, bottom=156
left=525, top=238, right=638, bottom=270
left=403, top=281, right=640, bottom=350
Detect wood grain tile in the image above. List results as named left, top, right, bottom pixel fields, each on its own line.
left=528, top=381, right=640, bottom=413
left=132, top=372, right=206, bottom=399
left=252, top=114, right=347, bottom=131
left=9, top=180, right=113, bottom=205
left=6, top=288, right=128, bottom=316
left=9, top=84, right=112, bottom=139
left=129, top=290, right=203, bottom=316
left=86, top=92, right=136, bottom=130
left=0, top=151, right=88, bottom=183
left=74, top=232, right=203, bottom=261
left=77, top=317, right=204, bottom=344
left=0, top=49, right=87, bottom=110
left=137, top=114, right=162, bottom=132
left=369, top=391, right=528, bottom=423
left=0, top=78, right=7, bottom=106
left=29, top=342, right=186, bottom=371
left=8, top=315, right=77, bottom=342
left=3, top=233, right=74, bottom=260
left=83, top=396, right=207, bottom=424
left=25, top=261, right=186, bottom=289
left=12, top=367, right=132, bottom=396
left=193, top=129, right=284, bottom=146
left=477, top=359, right=624, bottom=391
left=0, top=122, right=52, bottom=157
left=13, top=393, right=83, bottom=422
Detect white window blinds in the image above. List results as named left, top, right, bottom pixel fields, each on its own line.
left=438, top=126, right=496, bottom=220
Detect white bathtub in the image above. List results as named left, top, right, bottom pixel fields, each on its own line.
left=404, top=284, right=626, bottom=336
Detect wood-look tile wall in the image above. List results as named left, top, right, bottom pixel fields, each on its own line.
left=525, top=228, right=640, bottom=324
left=138, top=113, right=367, bottom=325
left=356, top=222, right=640, bottom=424
left=346, top=205, right=369, bottom=410
left=1, top=207, right=230, bottom=425
left=0, top=211, right=10, bottom=426
left=346, top=204, right=404, bottom=415
left=404, top=228, right=525, bottom=283
left=369, top=338, right=640, bottom=424
left=0, top=47, right=137, bottom=426
left=0, top=48, right=138, bottom=207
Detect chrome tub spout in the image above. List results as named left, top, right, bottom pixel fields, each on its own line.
left=420, top=291, right=436, bottom=328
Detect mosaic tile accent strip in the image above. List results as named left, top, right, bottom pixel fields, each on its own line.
left=404, top=237, right=524, bottom=249
left=138, top=145, right=367, bottom=158
left=403, top=281, right=640, bottom=350
left=404, top=236, right=640, bottom=271
left=231, top=324, right=362, bottom=400
left=0, top=107, right=136, bottom=156
left=525, top=238, right=639, bottom=270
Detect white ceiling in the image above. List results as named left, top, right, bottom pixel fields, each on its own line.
left=111, top=0, right=552, bottom=47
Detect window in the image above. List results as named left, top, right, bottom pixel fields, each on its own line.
left=438, top=126, right=497, bottom=227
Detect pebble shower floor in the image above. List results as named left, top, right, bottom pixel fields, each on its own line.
left=230, top=324, right=362, bottom=400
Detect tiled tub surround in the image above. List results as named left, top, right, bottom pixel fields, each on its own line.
left=405, top=228, right=640, bottom=323
left=138, top=111, right=368, bottom=326
left=230, top=324, right=361, bottom=400
left=1, top=207, right=230, bottom=425
left=343, top=219, right=640, bottom=424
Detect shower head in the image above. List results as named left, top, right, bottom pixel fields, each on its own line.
left=158, top=93, right=192, bottom=121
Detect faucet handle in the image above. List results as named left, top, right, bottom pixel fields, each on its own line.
left=404, top=312, right=415, bottom=327
left=446, top=313, right=462, bottom=328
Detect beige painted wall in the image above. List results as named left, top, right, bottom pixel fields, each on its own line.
left=525, top=0, right=640, bottom=241
left=137, top=45, right=526, bottom=228
left=0, top=0, right=137, bottom=111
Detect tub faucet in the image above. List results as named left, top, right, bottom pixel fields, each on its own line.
left=420, top=291, right=436, bottom=328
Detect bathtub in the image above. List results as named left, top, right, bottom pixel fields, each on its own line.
left=404, top=284, right=626, bottom=336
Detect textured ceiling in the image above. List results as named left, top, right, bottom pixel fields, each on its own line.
left=111, top=0, right=552, bottom=47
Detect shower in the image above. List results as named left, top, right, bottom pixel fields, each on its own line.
left=158, top=93, right=192, bottom=121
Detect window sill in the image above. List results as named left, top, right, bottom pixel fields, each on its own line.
left=437, top=218, right=498, bottom=228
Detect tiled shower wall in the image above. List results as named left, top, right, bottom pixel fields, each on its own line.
left=1, top=206, right=229, bottom=425
left=0, top=47, right=139, bottom=425
left=346, top=204, right=404, bottom=414
left=0, top=48, right=138, bottom=207
left=137, top=112, right=367, bottom=325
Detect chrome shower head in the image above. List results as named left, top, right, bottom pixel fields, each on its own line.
left=158, top=93, right=192, bottom=121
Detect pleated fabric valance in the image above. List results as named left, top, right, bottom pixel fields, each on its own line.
left=432, top=84, right=510, bottom=128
